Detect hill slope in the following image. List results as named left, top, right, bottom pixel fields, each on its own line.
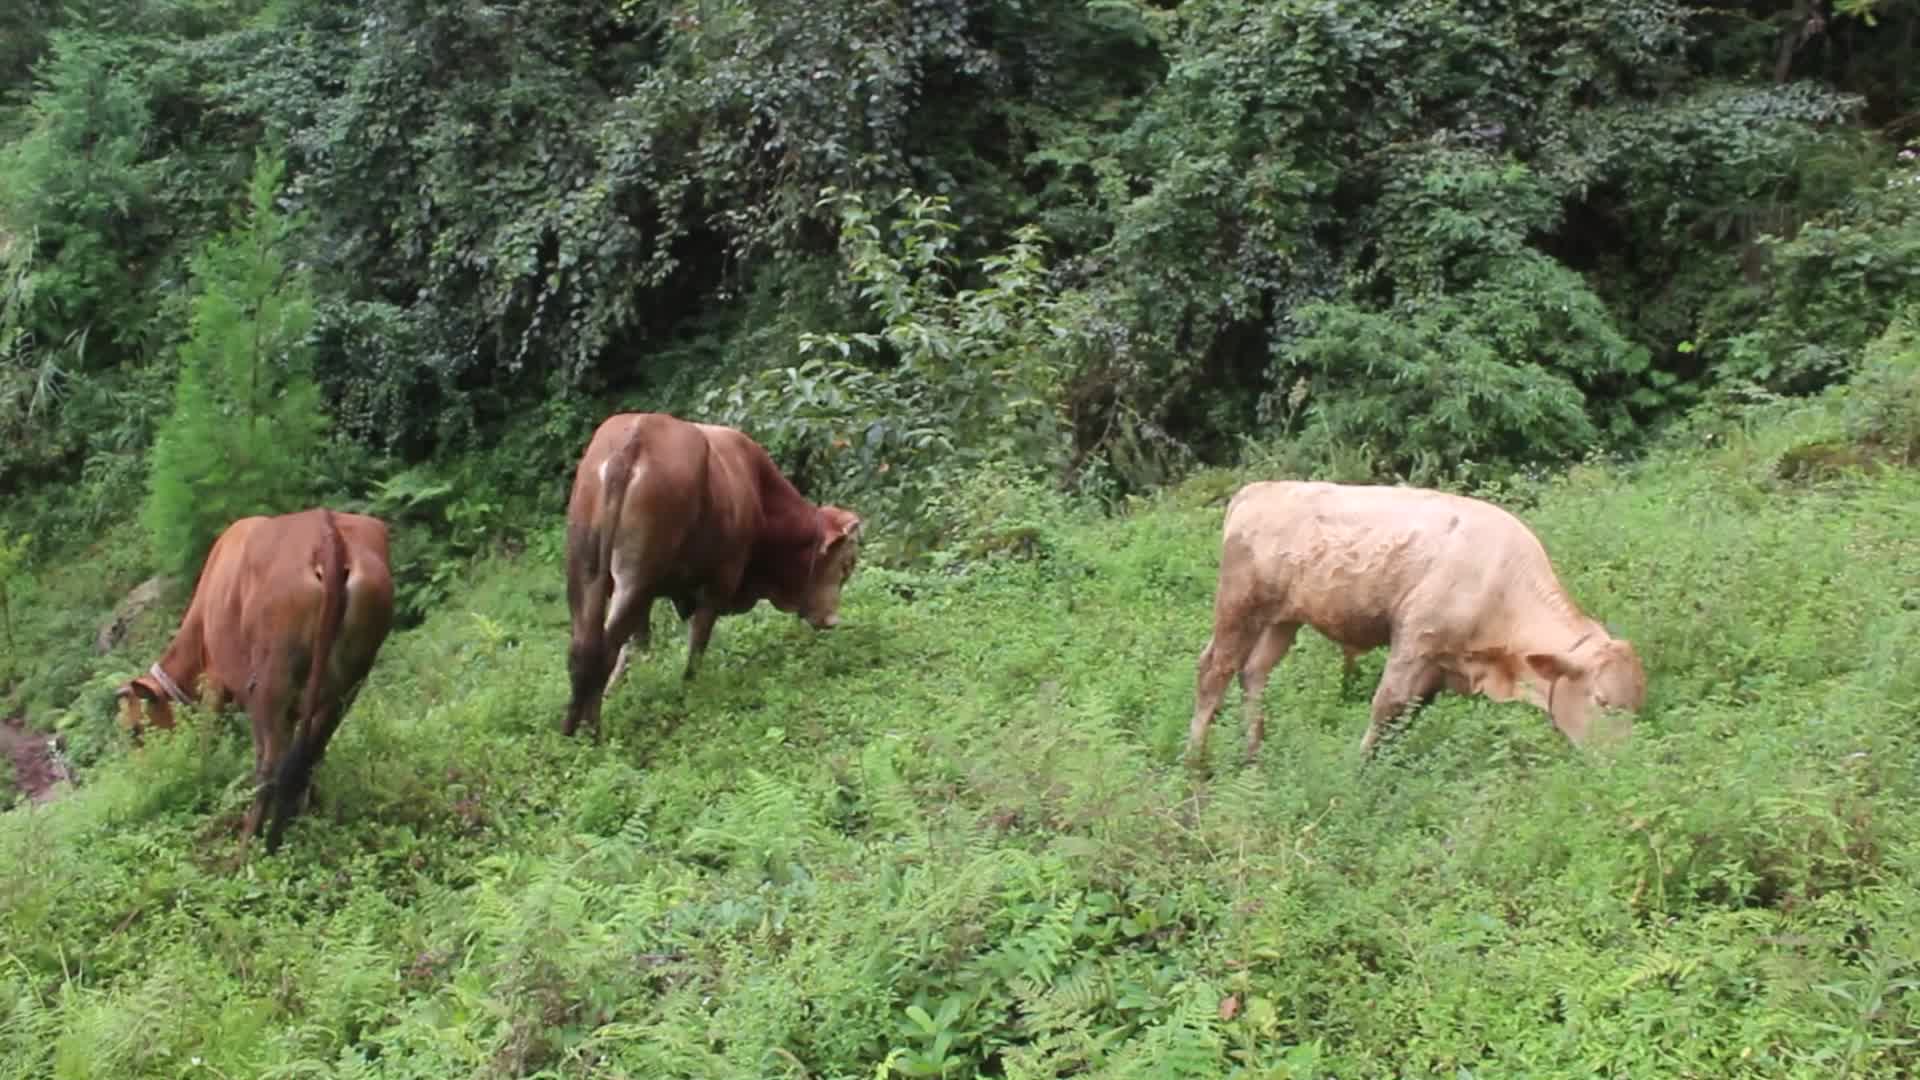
left=3, top=415, right=1919, bottom=1079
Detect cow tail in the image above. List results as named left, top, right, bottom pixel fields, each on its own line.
left=594, top=431, right=642, bottom=592
left=266, top=511, right=350, bottom=853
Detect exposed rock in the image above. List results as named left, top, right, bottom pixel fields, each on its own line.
left=93, top=575, right=174, bottom=655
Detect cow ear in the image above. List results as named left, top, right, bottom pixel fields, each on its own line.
left=820, top=511, right=862, bottom=553
left=116, top=677, right=159, bottom=703
left=1523, top=652, right=1579, bottom=686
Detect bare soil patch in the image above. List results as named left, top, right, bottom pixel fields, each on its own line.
left=1, top=712, right=69, bottom=805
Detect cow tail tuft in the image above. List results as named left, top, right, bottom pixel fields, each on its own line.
left=266, top=511, right=349, bottom=853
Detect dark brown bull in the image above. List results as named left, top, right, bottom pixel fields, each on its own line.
left=563, top=412, right=864, bottom=738
left=117, top=508, right=395, bottom=851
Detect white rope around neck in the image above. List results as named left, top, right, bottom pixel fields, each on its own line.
left=147, top=662, right=193, bottom=706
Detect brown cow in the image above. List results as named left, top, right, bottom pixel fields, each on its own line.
left=563, top=412, right=864, bottom=738
left=117, top=508, right=395, bottom=851
left=1189, top=481, right=1646, bottom=765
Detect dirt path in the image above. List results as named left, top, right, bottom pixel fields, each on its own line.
left=1, top=713, right=69, bottom=805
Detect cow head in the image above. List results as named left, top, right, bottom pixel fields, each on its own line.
left=791, top=506, right=863, bottom=630
left=1524, top=633, right=1647, bottom=746
left=114, top=673, right=179, bottom=735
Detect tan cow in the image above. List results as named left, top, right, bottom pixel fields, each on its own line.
left=563, top=412, right=864, bottom=738
left=1189, top=480, right=1646, bottom=764
left=117, top=509, right=395, bottom=851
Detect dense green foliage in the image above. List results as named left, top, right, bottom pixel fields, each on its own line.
left=0, top=529, right=25, bottom=686
left=5, top=392, right=1920, bottom=1076
left=1, top=0, right=1917, bottom=542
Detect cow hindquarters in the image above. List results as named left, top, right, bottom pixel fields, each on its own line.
left=565, top=430, right=643, bottom=739
left=265, top=527, right=357, bottom=854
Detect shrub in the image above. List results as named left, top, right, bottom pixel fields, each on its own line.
left=0, top=527, right=26, bottom=689
left=1282, top=252, right=1650, bottom=482
left=1843, top=303, right=1920, bottom=462
left=1715, top=145, right=1920, bottom=394
left=704, top=188, right=1087, bottom=562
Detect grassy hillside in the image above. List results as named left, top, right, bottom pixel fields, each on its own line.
left=3, top=401, right=1920, bottom=1078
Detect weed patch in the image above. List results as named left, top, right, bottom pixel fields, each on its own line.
left=4, top=428, right=1920, bottom=1077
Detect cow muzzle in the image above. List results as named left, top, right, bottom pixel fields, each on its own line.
left=810, top=612, right=842, bottom=631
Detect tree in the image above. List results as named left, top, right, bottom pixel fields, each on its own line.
left=144, top=150, right=327, bottom=579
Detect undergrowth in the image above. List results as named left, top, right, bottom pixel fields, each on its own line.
left=3, top=398, right=1920, bottom=1078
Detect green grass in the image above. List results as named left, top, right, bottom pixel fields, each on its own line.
left=4, top=404, right=1920, bottom=1078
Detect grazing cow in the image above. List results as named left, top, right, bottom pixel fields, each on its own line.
left=1189, top=481, right=1646, bottom=764
left=563, top=412, right=864, bottom=738
left=117, top=509, right=395, bottom=851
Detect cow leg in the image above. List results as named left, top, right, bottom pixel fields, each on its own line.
left=1360, top=652, right=1446, bottom=758
left=603, top=584, right=653, bottom=694
left=565, top=565, right=623, bottom=739
left=1238, top=622, right=1299, bottom=762
left=305, top=678, right=359, bottom=812
left=566, top=614, right=611, bottom=739
left=263, top=702, right=342, bottom=852
left=683, top=605, right=719, bottom=681
left=246, top=713, right=271, bottom=797
left=606, top=643, right=634, bottom=694
left=596, top=592, right=655, bottom=734
left=565, top=512, right=630, bottom=739
left=240, top=664, right=294, bottom=844
left=1188, top=617, right=1256, bottom=768
left=1339, top=646, right=1366, bottom=700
